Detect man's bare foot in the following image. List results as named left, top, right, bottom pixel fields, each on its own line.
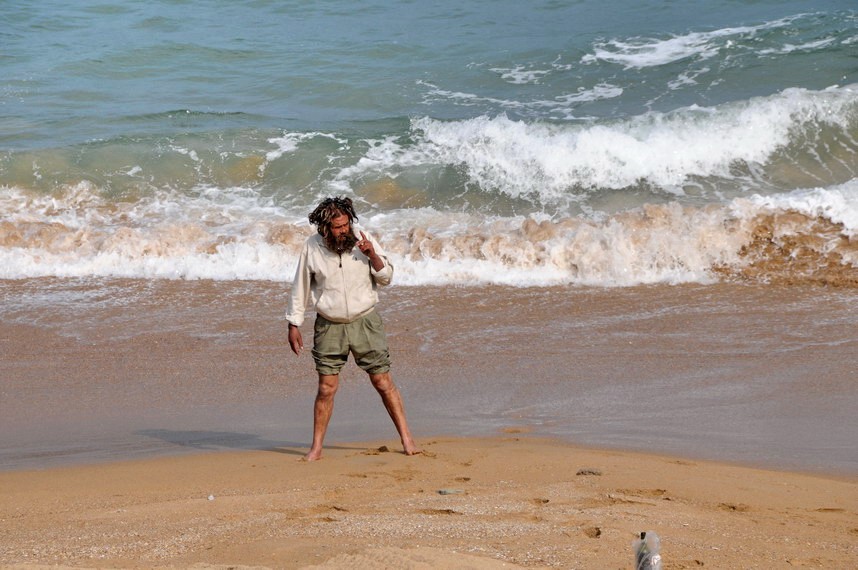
left=301, top=448, right=323, bottom=462
left=403, top=440, right=422, bottom=456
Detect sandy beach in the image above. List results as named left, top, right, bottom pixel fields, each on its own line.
left=1, top=436, right=857, bottom=569
left=1, top=278, right=857, bottom=568
left=2, top=279, right=856, bottom=474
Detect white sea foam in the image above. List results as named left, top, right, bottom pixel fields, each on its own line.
left=387, top=183, right=858, bottom=286
left=2, top=83, right=855, bottom=286
left=0, top=183, right=300, bottom=281
left=738, top=181, right=858, bottom=235
left=759, top=37, right=838, bottom=55
left=265, top=132, right=347, bottom=162
left=490, top=65, right=551, bottom=85
left=667, top=67, right=710, bottom=90
left=265, top=134, right=301, bottom=160
left=581, top=15, right=804, bottom=69
left=381, top=206, right=742, bottom=287
left=417, top=80, right=623, bottom=116
left=2, top=178, right=855, bottom=286
left=350, top=85, right=857, bottom=205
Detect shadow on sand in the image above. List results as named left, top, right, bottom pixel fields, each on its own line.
left=136, top=429, right=361, bottom=457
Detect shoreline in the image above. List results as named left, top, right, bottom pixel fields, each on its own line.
left=2, top=278, right=857, bottom=475
left=2, top=277, right=857, bottom=567
left=4, top=421, right=855, bottom=483
left=1, top=435, right=856, bottom=569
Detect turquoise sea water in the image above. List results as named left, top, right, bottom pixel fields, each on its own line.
left=1, top=0, right=857, bottom=285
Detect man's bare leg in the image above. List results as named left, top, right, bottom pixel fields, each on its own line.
left=369, top=372, right=421, bottom=455
left=304, top=373, right=339, bottom=461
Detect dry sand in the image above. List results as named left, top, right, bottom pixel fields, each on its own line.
left=1, top=436, right=857, bottom=569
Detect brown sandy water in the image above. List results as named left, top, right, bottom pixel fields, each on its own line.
left=1, top=277, right=856, bottom=474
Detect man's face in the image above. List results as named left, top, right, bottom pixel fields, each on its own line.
left=330, top=213, right=351, bottom=239
left=326, top=212, right=357, bottom=254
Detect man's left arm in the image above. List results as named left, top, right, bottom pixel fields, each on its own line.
left=357, top=231, right=393, bottom=285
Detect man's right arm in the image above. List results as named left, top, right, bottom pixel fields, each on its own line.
left=286, top=241, right=312, bottom=327
left=288, top=323, right=303, bottom=355
left=286, top=242, right=312, bottom=355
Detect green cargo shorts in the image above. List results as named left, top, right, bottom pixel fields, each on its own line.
left=312, top=310, right=391, bottom=375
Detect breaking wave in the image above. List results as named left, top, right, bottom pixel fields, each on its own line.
left=1, top=181, right=855, bottom=287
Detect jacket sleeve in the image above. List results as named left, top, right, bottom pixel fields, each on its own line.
left=369, top=233, right=393, bottom=286
left=286, top=241, right=312, bottom=326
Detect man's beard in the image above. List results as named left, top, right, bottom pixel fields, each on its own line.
left=325, top=230, right=358, bottom=254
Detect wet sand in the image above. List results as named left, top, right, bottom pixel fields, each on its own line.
left=1, top=278, right=856, bottom=474
left=1, top=278, right=857, bottom=567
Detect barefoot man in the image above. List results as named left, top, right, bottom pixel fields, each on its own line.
left=286, top=197, right=420, bottom=461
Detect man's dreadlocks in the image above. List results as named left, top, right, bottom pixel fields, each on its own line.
left=308, top=196, right=359, bottom=237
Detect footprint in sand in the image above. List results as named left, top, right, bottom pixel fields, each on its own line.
left=718, top=502, right=750, bottom=512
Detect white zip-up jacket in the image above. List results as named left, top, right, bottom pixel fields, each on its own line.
left=286, top=231, right=393, bottom=327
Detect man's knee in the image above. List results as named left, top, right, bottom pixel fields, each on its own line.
left=370, top=372, right=394, bottom=393
left=317, top=374, right=339, bottom=398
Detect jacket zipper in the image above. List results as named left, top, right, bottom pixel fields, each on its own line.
left=339, top=253, right=350, bottom=320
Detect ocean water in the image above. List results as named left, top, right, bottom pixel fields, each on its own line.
left=1, top=0, right=857, bottom=287
left=2, top=1, right=858, bottom=473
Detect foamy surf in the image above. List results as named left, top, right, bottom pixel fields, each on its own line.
left=1, top=181, right=855, bottom=287
left=353, top=84, right=858, bottom=208
left=3, top=73, right=857, bottom=287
